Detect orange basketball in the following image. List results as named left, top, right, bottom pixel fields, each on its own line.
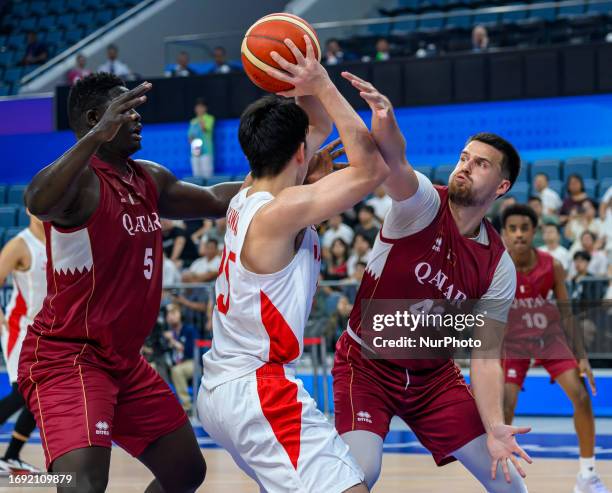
left=241, top=13, right=321, bottom=93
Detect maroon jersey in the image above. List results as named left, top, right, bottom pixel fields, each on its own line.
left=506, top=250, right=560, bottom=341
left=348, top=186, right=507, bottom=370
left=19, top=156, right=163, bottom=379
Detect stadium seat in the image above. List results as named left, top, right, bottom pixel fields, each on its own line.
left=38, top=16, right=57, bottom=31
left=65, top=30, right=84, bottom=45
left=7, top=185, right=27, bottom=206
left=57, top=14, right=76, bottom=30
left=433, top=164, right=454, bottom=183
left=587, top=0, right=612, bottom=14
left=46, top=31, right=64, bottom=46
left=501, top=3, right=528, bottom=23
left=0, top=228, right=5, bottom=249
left=595, top=157, right=612, bottom=179
left=559, top=1, right=586, bottom=17
left=96, top=10, right=115, bottom=25
left=17, top=207, right=29, bottom=227
left=473, top=12, right=499, bottom=26
left=564, top=157, right=595, bottom=179
left=0, top=206, right=17, bottom=228
left=76, top=12, right=95, bottom=27
left=206, top=175, right=234, bottom=186
left=598, top=178, right=612, bottom=199
left=0, top=52, right=14, bottom=67
left=11, top=2, right=29, bottom=18
left=182, top=176, right=206, bottom=186
left=20, top=17, right=38, bottom=31
left=516, top=163, right=529, bottom=182
left=419, top=14, right=446, bottom=30
left=446, top=8, right=472, bottom=28
left=0, top=86, right=10, bottom=97
left=529, top=6, right=556, bottom=21
left=414, top=165, right=433, bottom=178
left=7, top=34, right=26, bottom=50
left=531, top=160, right=562, bottom=181
left=547, top=180, right=563, bottom=196
left=3, top=68, right=22, bottom=85
left=0, top=185, right=7, bottom=204
left=232, top=174, right=248, bottom=182
left=4, top=227, right=21, bottom=243
left=582, top=178, right=597, bottom=198
left=30, top=1, right=47, bottom=16
left=510, top=182, right=529, bottom=203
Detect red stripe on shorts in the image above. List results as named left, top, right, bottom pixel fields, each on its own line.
left=256, top=364, right=302, bottom=470
left=7, top=288, right=26, bottom=356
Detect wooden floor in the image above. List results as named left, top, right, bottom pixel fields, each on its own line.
left=7, top=445, right=612, bottom=492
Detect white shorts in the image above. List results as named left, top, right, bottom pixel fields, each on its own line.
left=197, top=363, right=364, bottom=493
left=1, top=325, right=26, bottom=384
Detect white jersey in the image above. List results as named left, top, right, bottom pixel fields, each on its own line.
left=2, top=228, right=47, bottom=382
left=202, top=187, right=321, bottom=390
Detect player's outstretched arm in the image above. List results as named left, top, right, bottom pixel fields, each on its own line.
left=261, top=36, right=388, bottom=233
left=0, top=237, right=27, bottom=330
left=137, top=160, right=244, bottom=219
left=296, top=95, right=333, bottom=165
left=342, top=72, right=419, bottom=202
left=25, top=82, right=152, bottom=224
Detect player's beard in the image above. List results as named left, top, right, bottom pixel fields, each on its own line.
left=448, top=179, right=487, bottom=207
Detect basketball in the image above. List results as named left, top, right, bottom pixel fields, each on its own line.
left=241, top=13, right=321, bottom=93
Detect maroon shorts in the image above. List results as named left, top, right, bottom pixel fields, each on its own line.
left=19, top=355, right=188, bottom=469
left=503, top=334, right=579, bottom=388
left=332, top=332, right=485, bottom=466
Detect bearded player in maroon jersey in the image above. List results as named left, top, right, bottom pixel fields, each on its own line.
left=17, top=73, right=246, bottom=492
left=331, top=73, right=531, bottom=492
left=501, top=204, right=610, bottom=493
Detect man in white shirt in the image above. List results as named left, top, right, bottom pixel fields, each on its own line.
left=182, top=238, right=221, bottom=283
left=366, top=186, right=392, bottom=222
left=98, top=44, right=132, bottom=78
left=321, top=214, right=354, bottom=249
left=346, top=233, right=372, bottom=277
left=538, top=223, right=571, bottom=271
left=568, top=231, right=608, bottom=278
left=533, top=172, right=561, bottom=215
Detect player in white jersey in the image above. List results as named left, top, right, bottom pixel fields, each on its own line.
left=0, top=212, right=46, bottom=474
left=198, top=36, right=388, bottom=493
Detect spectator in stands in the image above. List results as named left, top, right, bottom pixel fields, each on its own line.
left=98, top=44, right=131, bottom=78
left=539, top=223, right=572, bottom=272
left=165, top=51, right=196, bottom=77
left=142, top=316, right=172, bottom=384
left=192, top=217, right=226, bottom=248
left=375, top=38, right=391, bottom=61
left=351, top=261, right=367, bottom=283
left=560, top=174, right=589, bottom=225
left=321, top=214, right=354, bottom=251
left=569, top=231, right=608, bottom=277
left=324, top=39, right=345, bottom=65
left=164, top=304, right=196, bottom=412
left=471, top=25, right=489, bottom=52
left=533, top=172, right=562, bottom=215
left=210, top=46, right=232, bottom=74
left=569, top=251, right=602, bottom=300
left=324, top=295, right=353, bottom=350
left=162, top=252, right=181, bottom=288
left=188, top=98, right=215, bottom=179
left=565, top=199, right=604, bottom=247
left=161, top=219, right=198, bottom=268
left=347, top=233, right=372, bottom=277
left=21, top=31, right=47, bottom=66
left=182, top=238, right=221, bottom=283
left=323, top=238, right=350, bottom=281
left=66, top=53, right=92, bottom=85
left=527, top=196, right=559, bottom=248
left=355, top=205, right=380, bottom=244
left=366, top=186, right=392, bottom=222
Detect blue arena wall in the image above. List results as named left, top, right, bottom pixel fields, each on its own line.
left=0, top=94, right=611, bottom=184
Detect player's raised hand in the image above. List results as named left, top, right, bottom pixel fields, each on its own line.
left=92, top=81, right=152, bottom=143
left=304, top=138, right=348, bottom=184
left=487, top=423, right=532, bottom=483
left=266, top=35, right=332, bottom=97
left=341, top=71, right=392, bottom=120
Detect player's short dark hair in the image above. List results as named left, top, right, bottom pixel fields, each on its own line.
left=574, top=250, right=591, bottom=262
left=467, top=132, right=521, bottom=189
left=67, top=72, right=124, bottom=132
left=238, top=95, right=309, bottom=179
left=501, top=204, right=538, bottom=229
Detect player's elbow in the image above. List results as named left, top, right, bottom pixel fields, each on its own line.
left=24, top=184, right=50, bottom=217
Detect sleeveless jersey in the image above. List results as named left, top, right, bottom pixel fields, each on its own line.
left=505, top=250, right=560, bottom=341
left=2, top=228, right=46, bottom=365
left=202, top=187, right=321, bottom=390
left=348, top=186, right=507, bottom=371
left=19, top=155, right=163, bottom=380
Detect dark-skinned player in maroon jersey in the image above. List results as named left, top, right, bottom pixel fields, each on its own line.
left=18, top=73, right=242, bottom=493
left=331, top=74, right=532, bottom=492
left=501, top=204, right=610, bottom=493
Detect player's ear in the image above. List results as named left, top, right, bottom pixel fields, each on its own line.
left=496, top=179, right=511, bottom=199
left=296, top=141, right=306, bottom=165
left=85, top=109, right=99, bottom=129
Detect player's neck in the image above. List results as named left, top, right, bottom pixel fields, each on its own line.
left=95, top=149, right=130, bottom=173
left=28, top=223, right=45, bottom=244
left=250, top=169, right=299, bottom=197
left=448, top=200, right=487, bottom=237
left=511, top=248, right=537, bottom=271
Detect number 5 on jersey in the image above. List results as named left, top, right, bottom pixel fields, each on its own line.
left=217, top=247, right=236, bottom=315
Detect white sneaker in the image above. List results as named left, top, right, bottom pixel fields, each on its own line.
left=5, top=459, right=42, bottom=474
left=0, top=459, right=11, bottom=477
left=574, top=473, right=612, bottom=493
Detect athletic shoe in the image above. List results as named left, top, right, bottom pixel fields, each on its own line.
left=0, top=458, right=11, bottom=477
left=5, top=459, right=42, bottom=474
left=574, top=473, right=612, bottom=493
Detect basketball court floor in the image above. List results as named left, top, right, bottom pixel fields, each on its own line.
left=1, top=416, right=611, bottom=492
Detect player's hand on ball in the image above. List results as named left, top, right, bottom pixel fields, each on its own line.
left=266, top=36, right=331, bottom=97
left=92, top=81, right=152, bottom=142
left=341, top=71, right=392, bottom=119
left=579, top=358, right=597, bottom=396
left=304, top=138, right=348, bottom=184
left=487, top=423, right=532, bottom=483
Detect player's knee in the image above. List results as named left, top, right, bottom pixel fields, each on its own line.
left=572, top=385, right=592, bottom=411
left=179, top=455, right=206, bottom=492
left=73, top=470, right=109, bottom=493
left=361, top=457, right=382, bottom=490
